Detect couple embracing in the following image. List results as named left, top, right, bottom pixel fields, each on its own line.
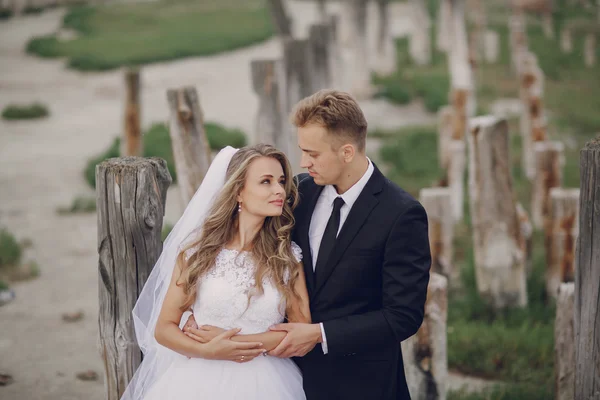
left=121, top=89, right=431, bottom=400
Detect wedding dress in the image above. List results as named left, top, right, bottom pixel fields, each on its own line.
left=141, top=244, right=306, bottom=400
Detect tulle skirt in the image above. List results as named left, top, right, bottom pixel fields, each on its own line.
left=142, top=354, right=306, bottom=400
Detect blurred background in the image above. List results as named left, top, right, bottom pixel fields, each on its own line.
left=0, top=0, right=598, bottom=399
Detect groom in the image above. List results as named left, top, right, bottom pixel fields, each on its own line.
left=184, top=89, right=431, bottom=399
left=266, top=89, right=432, bottom=399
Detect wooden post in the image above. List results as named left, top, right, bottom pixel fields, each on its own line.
left=266, top=0, right=293, bottom=37
left=409, top=0, right=432, bottom=66
left=438, top=106, right=454, bottom=172
left=316, top=0, right=327, bottom=21
left=467, top=116, right=527, bottom=308
left=448, top=0, right=476, bottom=138
left=483, top=30, right=499, bottom=63
left=516, top=202, right=534, bottom=275
left=575, top=138, right=600, bottom=398
left=337, top=0, right=372, bottom=99
left=308, top=22, right=334, bottom=93
left=584, top=33, right=596, bottom=67
left=509, top=9, right=528, bottom=75
left=402, top=272, right=448, bottom=400
left=420, top=188, right=454, bottom=280
left=283, top=38, right=313, bottom=172
left=547, top=188, right=579, bottom=299
left=520, top=52, right=547, bottom=180
left=448, top=140, right=466, bottom=223
left=166, top=87, right=212, bottom=206
left=373, top=0, right=397, bottom=74
left=560, top=27, right=573, bottom=53
left=467, top=0, right=487, bottom=66
left=97, top=157, right=171, bottom=400
left=532, top=141, right=564, bottom=230
left=555, top=282, right=575, bottom=400
left=250, top=59, right=286, bottom=149
left=436, top=0, right=452, bottom=53
left=122, top=68, right=142, bottom=157
left=542, top=10, right=554, bottom=39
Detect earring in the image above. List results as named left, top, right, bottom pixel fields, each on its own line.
left=238, top=202, right=242, bottom=213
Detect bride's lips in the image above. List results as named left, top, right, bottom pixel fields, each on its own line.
left=270, top=200, right=284, bottom=207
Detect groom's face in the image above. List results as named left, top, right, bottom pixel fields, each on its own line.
left=297, top=123, right=345, bottom=186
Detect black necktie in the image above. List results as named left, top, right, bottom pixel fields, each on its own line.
left=315, top=197, right=345, bottom=274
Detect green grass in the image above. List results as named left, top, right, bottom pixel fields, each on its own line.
left=448, top=383, right=553, bottom=400
left=0, top=228, right=22, bottom=268
left=57, top=196, right=97, bottom=215
left=26, top=0, right=274, bottom=71
left=373, top=37, right=449, bottom=113
left=84, top=122, right=247, bottom=188
left=2, top=103, right=49, bottom=120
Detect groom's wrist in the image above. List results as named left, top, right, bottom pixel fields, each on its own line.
left=312, top=323, right=323, bottom=343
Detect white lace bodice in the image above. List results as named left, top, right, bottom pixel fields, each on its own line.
left=191, top=243, right=302, bottom=334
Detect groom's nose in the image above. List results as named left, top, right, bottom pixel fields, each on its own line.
left=300, top=152, right=311, bottom=169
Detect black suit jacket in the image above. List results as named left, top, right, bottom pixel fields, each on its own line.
left=291, top=165, right=431, bottom=400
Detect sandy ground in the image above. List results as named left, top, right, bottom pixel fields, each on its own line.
left=0, top=2, right=494, bottom=399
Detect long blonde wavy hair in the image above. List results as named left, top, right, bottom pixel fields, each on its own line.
left=175, top=144, right=301, bottom=312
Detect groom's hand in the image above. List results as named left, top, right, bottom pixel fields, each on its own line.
left=268, top=323, right=321, bottom=358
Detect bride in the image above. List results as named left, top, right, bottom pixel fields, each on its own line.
left=121, top=144, right=310, bottom=400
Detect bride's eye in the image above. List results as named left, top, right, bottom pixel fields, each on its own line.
left=261, top=179, right=270, bottom=184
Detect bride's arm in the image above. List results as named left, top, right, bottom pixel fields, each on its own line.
left=155, top=263, right=265, bottom=359
left=187, top=263, right=312, bottom=352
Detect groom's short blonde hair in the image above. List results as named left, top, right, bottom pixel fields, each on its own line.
left=290, top=89, right=368, bottom=152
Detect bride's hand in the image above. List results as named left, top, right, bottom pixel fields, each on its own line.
left=184, top=324, right=226, bottom=344
left=199, top=328, right=266, bottom=363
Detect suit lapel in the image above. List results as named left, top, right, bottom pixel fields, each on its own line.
left=296, top=180, right=323, bottom=297
left=313, top=167, right=385, bottom=298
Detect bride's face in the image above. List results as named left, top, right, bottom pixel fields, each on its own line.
left=237, top=156, right=286, bottom=217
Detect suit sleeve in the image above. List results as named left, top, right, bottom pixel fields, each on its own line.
left=321, top=203, right=432, bottom=356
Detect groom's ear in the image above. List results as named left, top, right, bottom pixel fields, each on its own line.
left=341, top=144, right=356, bottom=163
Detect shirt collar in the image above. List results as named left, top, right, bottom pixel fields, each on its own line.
left=323, top=158, right=374, bottom=209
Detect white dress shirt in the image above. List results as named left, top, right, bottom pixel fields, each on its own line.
left=308, top=158, right=375, bottom=354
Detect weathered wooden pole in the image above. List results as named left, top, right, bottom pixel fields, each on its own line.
left=97, top=157, right=171, bottom=400
left=575, top=138, right=600, bottom=399
left=509, top=7, right=528, bottom=74
left=166, top=87, right=212, bottom=206
left=420, top=188, right=454, bottom=280
left=520, top=52, right=547, bottom=180
left=560, top=27, right=573, bottom=53
left=373, top=0, right=397, bottom=74
left=555, top=282, right=575, bottom=400
left=483, top=29, right=499, bottom=63
left=337, top=0, right=372, bottom=99
left=448, top=0, right=476, bottom=138
left=250, top=59, right=286, bottom=149
left=283, top=38, right=314, bottom=172
left=532, top=141, right=564, bottom=230
left=122, top=68, right=142, bottom=157
left=409, top=0, right=432, bottom=66
left=308, top=22, right=334, bottom=93
left=436, top=0, right=452, bottom=53
left=584, top=33, right=596, bottom=67
left=402, top=272, right=448, bottom=400
left=467, top=116, right=528, bottom=308
left=547, top=188, right=579, bottom=299
left=267, top=0, right=293, bottom=37
left=516, top=202, right=534, bottom=275
left=438, top=106, right=454, bottom=172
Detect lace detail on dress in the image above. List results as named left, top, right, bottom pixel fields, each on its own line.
left=190, top=241, right=302, bottom=335
left=291, top=241, right=302, bottom=263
